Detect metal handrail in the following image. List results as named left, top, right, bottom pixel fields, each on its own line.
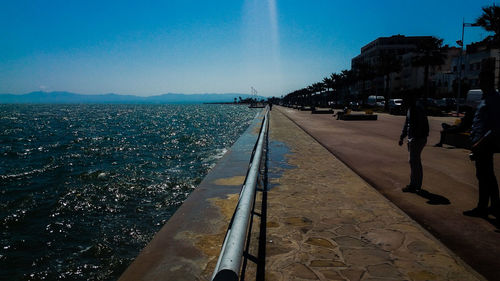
left=211, top=108, right=269, bottom=281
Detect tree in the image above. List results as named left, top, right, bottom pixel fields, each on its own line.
left=337, top=70, right=354, bottom=103
left=312, top=82, right=327, bottom=106
left=375, top=53, right=402, bottom=110
left=329, top=73, right=342, bottom=103
left=476, top=5, right=500, bottom=45
left=354, top=62, right=375, bottom=105
left=323, top=76, right=336, bottom=106
left=322, top=77, right=333, bottom=93
left=412, top=37, right=447, bottom=99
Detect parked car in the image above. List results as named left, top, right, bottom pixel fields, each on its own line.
left=348, top=101, right=360, bottom=110
left=389, top=98, right=403, bottom=107
left=435, top=98, right=447, bottom=108
left=329, top=101, right=345, bottom=109
left=465, top=89, right=483, bottom=109
left=425, top=98, right=437, bottom=107
left=367, top=95, right=385, bottom=107
left=435, top=98, right=457, bottom=111
left=389, top=99, right=404, bottom=115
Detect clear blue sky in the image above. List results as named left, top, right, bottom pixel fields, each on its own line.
left=0, top=0, right=495, bottom=96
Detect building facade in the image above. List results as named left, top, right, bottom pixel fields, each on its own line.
left=399, top=47, right=460, bottom=98
left=351, top=35, right=436, bottom=100
left=451, top=42, right=500, bottom=92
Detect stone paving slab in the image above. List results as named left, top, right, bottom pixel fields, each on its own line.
left=249, top=109, right=485, bottom=281
left=274, top=106, right=500, bottom=280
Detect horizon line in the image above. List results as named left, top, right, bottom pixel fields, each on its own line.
left=0, top=91, right=266, bottom=97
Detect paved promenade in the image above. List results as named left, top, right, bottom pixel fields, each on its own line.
left=245, top=108, right=483, bottom=280
left=268, top=106, right=499, bottom=280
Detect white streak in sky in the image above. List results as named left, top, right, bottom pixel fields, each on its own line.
left=268, top=0, right=279, bottom=56
left=242, top=0, right=283, bottom=96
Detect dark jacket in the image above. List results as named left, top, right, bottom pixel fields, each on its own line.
left=400, top=103, right=429, bottom=141
left=471, top=90, right=500, bottom=144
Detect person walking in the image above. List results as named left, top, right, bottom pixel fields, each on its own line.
left=463, top=70, right=500, bottom=218
left=399, top=95, right=429, bottom=193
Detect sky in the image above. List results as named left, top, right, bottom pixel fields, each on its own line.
left=0, top=0, right=495, bottom=97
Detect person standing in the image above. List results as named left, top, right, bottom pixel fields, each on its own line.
left=399, top=95, right=429, bottom=193
left=463, top=70, right=500, bottom=218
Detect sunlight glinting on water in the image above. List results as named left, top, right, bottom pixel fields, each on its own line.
left=0, top=104, right=258, bottom=281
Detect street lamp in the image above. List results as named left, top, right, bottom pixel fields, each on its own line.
left=456, top=19, right=480, bottom=116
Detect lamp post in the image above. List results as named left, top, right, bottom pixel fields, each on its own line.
left=456, top=20, right=480, bottom=116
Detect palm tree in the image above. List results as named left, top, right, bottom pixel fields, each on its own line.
left=294, top=87, right=308, bottom=107
left=313, top=82, right=325, bottom=93
left=322, top=77, right=333, bottom=93
left=328, top=73, right=342, bottom=104
left=412, top=37, right=447, bottom=99
left=341, top=69, right=354, bottom=94
left=476, top=5, right=500, bottom=44
left=323, top=76, right=336, bottom=106
left=375, top=54, right=402, bottom=110
left=312, top=82, right=327, bottom=107
left=354, top=62, right=375, bottom=105
left=332, top=70, right=354, bottom=105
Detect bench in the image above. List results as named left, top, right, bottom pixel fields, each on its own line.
left=299, top=106, right=313, bottom=111
left=341, top=114, right=378, bottom=120
left=312, top=108, right=334, bottom=114
left=442, top=132, right=471, bottom=149
left=336, top=110, right=378, bottom=120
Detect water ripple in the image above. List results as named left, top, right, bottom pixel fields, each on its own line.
left=0, top=104, right=257, bottom=280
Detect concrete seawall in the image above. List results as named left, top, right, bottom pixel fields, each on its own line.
left=119, top=110, right=266, bottom=281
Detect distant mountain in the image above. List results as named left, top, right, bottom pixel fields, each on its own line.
left=0, top=91, right=263, bottom=104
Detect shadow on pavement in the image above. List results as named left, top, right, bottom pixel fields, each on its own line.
left=484, top=217, right=500, bottom=231
left=417, top=189, right=451, bottom=205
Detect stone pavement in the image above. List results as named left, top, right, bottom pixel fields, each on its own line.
left=273, top=106, right=500, bottom=280
left=244, top=109, right=484, bottom=281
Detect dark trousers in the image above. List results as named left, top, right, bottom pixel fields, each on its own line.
left=408, top=138, right=427, bottom=188
left=475, top=152, right=499, bottom=209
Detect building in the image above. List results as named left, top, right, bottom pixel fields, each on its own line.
left=351, top=35, right=436, bottom=100
left=398, top=47, right=460, bottom=98
left=352, top=35, right=435, bottom=67
left=351, top=35, right=460, bottom=98
left=451, top=41, right=500, bottom=92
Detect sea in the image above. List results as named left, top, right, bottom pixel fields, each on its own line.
left=0, top=104, right=259, bottom=281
